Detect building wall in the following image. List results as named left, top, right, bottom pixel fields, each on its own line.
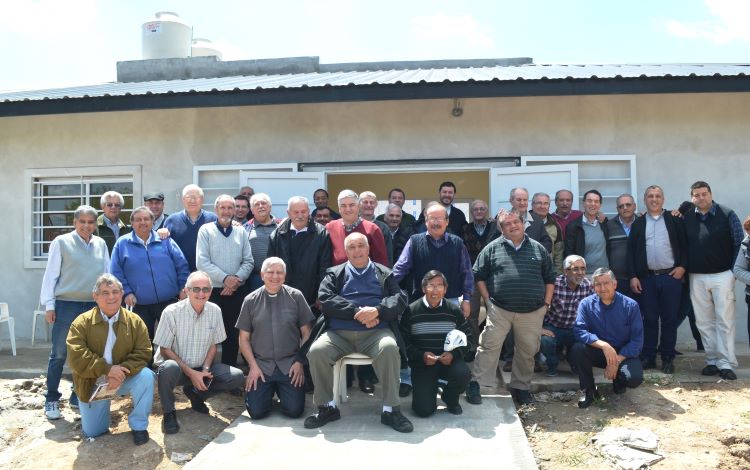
left=1, top=91, right=749, bottom=342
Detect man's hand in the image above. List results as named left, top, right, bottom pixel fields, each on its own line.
left=461, top=301, right=471, bottom=318
left=224, top=275, right=241, bottom=291
left=600, top=342, right=618, bottom=366
left=156, top=228, right=170, bottom=239
left=289, top=361, right=305, bottom=388
left=438, top=352, right=454, bottom=366
left=354, top=306, right=379, bottom=325
left=231, top=220, right=243, bottom=227
left=106, top=365, right=130, bottom=390
left=541, top=328, right=555, bottom=338
left=245, top=365, right=265, bottom=391
left=124, top=293, right=137, bottom=309
left=188, top=368, right=213, bottom=392
left=423, top=352, right=438, bottom=366
left=596, top=212, right=607, bottom=223
left=670, top=266, right=686, bottom=280
left=45, top=310, right=56, bottom=324
left=630, top=277, right=642, bottom=294
left=604, top=363, right=618, bottom=380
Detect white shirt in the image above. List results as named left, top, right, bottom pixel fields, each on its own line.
left=100, top=310, right=119, bottom=365
left=39, top=231, right=111, bottom=310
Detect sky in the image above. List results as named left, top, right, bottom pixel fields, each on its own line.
left=2, top=0, right=750, bottom=91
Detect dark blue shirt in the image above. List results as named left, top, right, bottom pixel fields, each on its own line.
left=574, top=291, right=643, bottom=358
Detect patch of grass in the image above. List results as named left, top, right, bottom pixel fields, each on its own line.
left=555, top=453, right=586, bottom=467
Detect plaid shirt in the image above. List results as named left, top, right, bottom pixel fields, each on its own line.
left=545, top=274, right=593, bottom=329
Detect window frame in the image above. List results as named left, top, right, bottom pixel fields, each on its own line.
left=24, top=165, right=141, bottom=268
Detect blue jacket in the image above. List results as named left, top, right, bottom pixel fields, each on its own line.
left=110, top=231, right=190, bottom=305
left=574, top=292, right=643, bottom=359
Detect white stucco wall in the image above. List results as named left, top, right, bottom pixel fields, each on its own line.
left=1, top=91, right=749, bottom=344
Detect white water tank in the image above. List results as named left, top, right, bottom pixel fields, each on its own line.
left=142, top=11, right=192, bottom=59
left=192, top=38, right=223, bottom=60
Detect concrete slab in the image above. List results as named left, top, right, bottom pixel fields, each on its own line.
left=187, top=387, right=537, bottom=470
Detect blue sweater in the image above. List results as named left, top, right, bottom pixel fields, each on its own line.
left=573, top=292, right=643, bottom=358
left=164, top=210, right=218, bottom=271
left=110, top=230, right=190, bottom=305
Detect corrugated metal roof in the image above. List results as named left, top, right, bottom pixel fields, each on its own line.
left=2, top=63, right=749, bottom=103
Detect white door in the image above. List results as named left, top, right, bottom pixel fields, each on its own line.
left=239, top=171, right=326, bottom=218
left=489, top=164, right=579, bottom=216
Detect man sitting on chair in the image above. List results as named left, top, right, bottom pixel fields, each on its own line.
left=304, top=232, right=412, bottom=432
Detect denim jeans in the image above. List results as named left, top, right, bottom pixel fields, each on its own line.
left=539, top=323, right=577, bottom=372
left=46, top=300, right=95, bottom=403
left=245, top=366, right=306, bottom=419
left=79, top=368, right=155, bottom=438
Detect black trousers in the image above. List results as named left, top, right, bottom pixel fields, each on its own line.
left=569, top=343, right=643, bottom=391
left=210, top=285, right=250, bottom=366
left=132, top=298, right=177, bottom=342
left=410, top=358, right=471, bottom=417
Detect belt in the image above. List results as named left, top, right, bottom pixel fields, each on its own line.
left=648, top=268, right=673, bottom=276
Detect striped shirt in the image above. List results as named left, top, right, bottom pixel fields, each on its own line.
left=399, top=297, right=472, bottom=367
left=473, top=235, right=555, bottom=313
left=245, top=218, right=279, bottom=273
left=153, top=298, right=226, bottom=368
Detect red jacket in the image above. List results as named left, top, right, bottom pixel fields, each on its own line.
left=326, top=219, right=389, bottom=267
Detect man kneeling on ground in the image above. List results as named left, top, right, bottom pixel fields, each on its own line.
left=571, top=268, right=644, bottom=408
left=155, top=271, right=245, bottom=434
left=66, top=274, right=154, bottom=445
left=400, top=270, right=472, bottom=417
left=237, top=257, right=314, bottom=419
left=304, top=233, right=413, bottom=432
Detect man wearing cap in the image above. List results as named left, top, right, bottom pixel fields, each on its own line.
left=144, top=192, right=169, bottom=230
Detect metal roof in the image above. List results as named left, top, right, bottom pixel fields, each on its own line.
left=2, top=63, right=750, bottom=117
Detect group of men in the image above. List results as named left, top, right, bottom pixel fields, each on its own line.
left=40, top=177, right=744, bottom=444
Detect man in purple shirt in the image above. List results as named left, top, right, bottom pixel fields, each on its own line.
left=570, top=267, right=643, bottom=408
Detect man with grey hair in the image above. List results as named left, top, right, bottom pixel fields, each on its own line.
left=237, top=257, right=314, bottom=419
left=540, top=255, right=593, bottom=376
left=606, top=193, right=638, bottom=299
left=97, top=190, right=131, bottom=253
left=163, top=184, right=218, bottom=272
left=197, top=194, right=254, bottom=366
left=529, top=192, right=564, bottom=273
left=326, top=189, right=388, bottom=266
left=66, top=273, right=154, bottom=444
left=359, top=191, right=394, bottom=265
left=245, top=193, right=280, bottom=291
left=155, top=271, right=245, bottom=434
left=382, top=203, right=414, bottom=261
left=40, top=205, right=110, bottom=420
left=268, top=196, right=331, bottom=314
left=508, top=187, right=552, bottom=252
left=466, top=210, right=554, bottom=406
left=376, top=188, right=417, bottom=228
left=570, top=268, right=643, bottom=408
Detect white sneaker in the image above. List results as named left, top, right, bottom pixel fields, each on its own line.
left=45, top=401, right=61, bottom=420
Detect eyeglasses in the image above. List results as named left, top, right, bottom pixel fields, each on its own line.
left=617, top=203, right=634, bottom=209
left=104, top=203, right=122, bottom=208
left=187, top=287, right=212, bottom=294
left=424, top=284, right=446, bottom=291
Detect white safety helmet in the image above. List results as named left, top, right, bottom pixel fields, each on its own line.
left=444, top=329, right=467, bottom=352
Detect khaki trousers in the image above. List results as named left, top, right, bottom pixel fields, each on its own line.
left=471, top=304, right=546, bottom=390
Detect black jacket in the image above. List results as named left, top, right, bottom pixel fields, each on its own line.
left=627, top=211, right=687, bottom=279
left=267, top=217, right=331, bottom=306
left=564, top=216, right=610, bottom=259
left=300, top=262, right=408, bottom=362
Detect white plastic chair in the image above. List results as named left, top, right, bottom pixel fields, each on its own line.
left=332, top=352, right=373, bottom=403
left=32, top=303, right=50, bottom=346
left=0, top=303, right=17, bottom=356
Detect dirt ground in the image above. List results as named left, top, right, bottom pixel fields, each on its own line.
left=0, top=376, right=245, bottom=469
left=520, top=373, right=750, bottom=469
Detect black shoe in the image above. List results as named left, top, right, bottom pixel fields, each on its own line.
left=441, top=392, right=463, bottom=415
left=720, top=369, right=737, bottom=381
left=662, top=357, right=675, bottom=374
left=161, top=410, right=179, bottom=434
left=183, top=385, right=209, bottom=414
left=702, top=364, right=720, bottom=376
left=502, top=361, right=512, bottom=372
left=465, top=380, right=482, bottom=405
left=381, top=407, right=413, bottom=433
left=578, top=387, right=600, bottom=409
left=511, top=388, right=535, bottom=405
left=674, top=350, right=683, bottom=356
left=399, top=383, right=412, bottom=397
left=304, top=405, right=341, bottom=429
left=132, top=430, right=149, bottom=446
left=359, top=378, right=374, bottom=394
left=612, top=379, right=626, bottom=395
left=641, top=357, right=657, bottom=369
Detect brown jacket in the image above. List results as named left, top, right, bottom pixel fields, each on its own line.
left=66, top=306, right=152, bottom=403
